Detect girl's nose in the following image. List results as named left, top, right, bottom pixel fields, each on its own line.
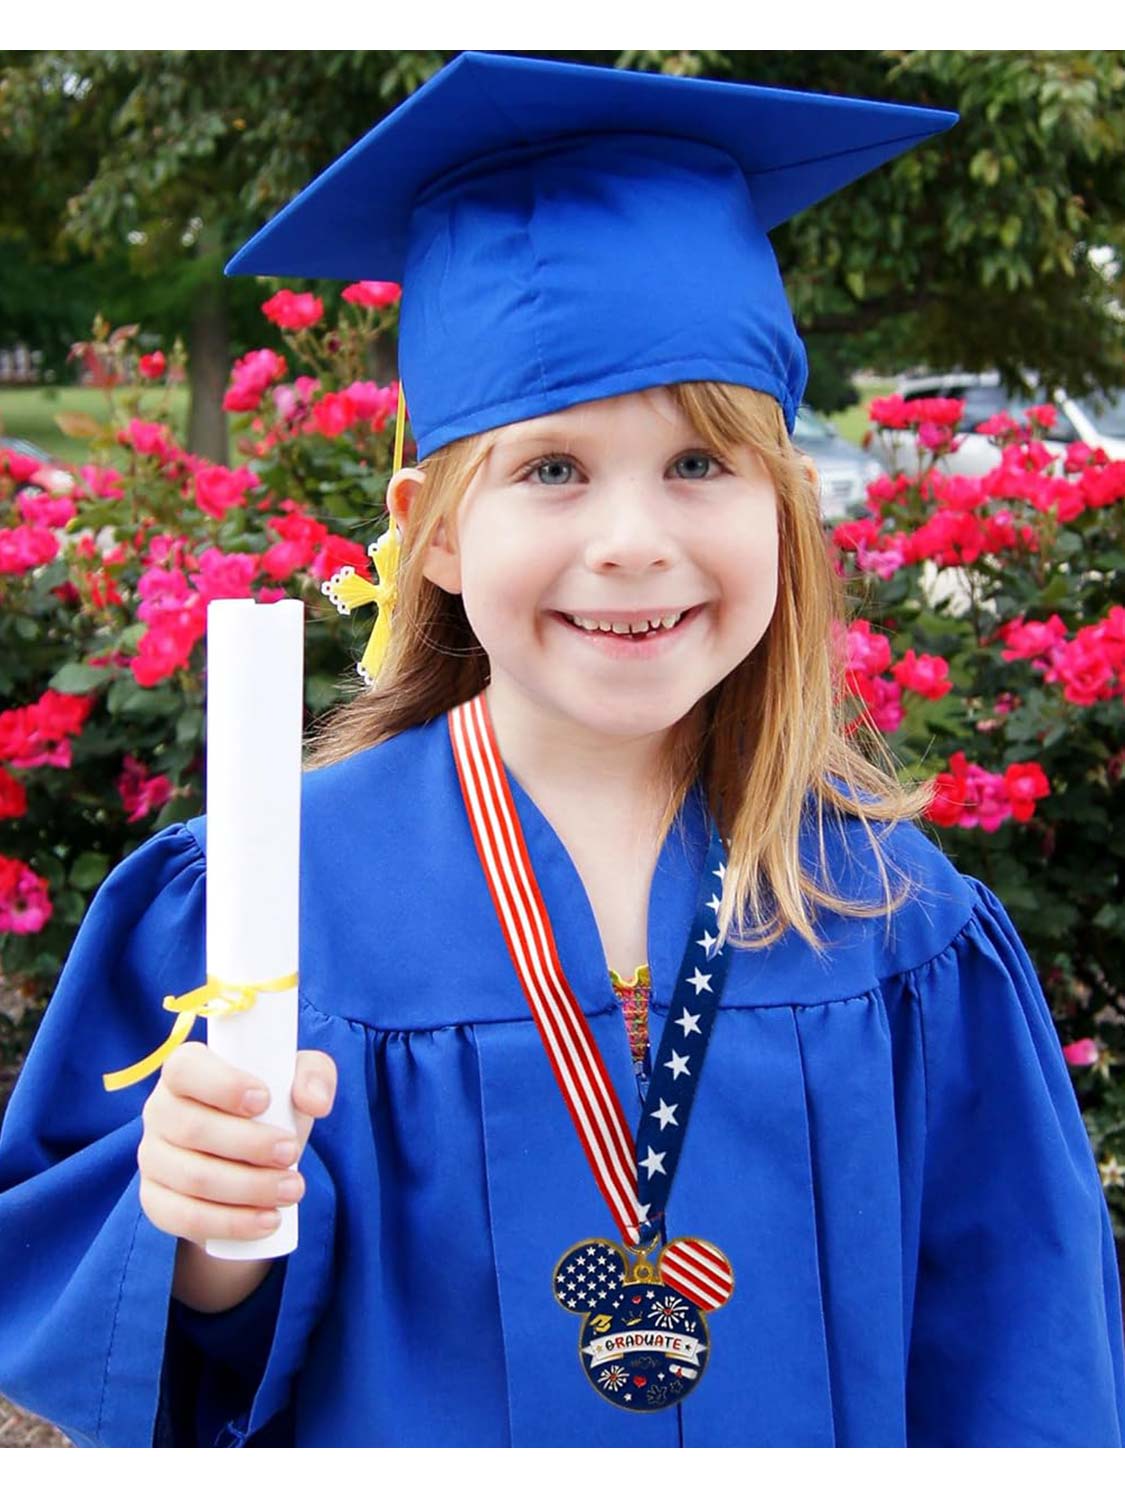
left=583, top=492, right=677, bottom=574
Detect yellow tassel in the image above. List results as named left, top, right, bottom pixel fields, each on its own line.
left=101, top=970, right=299, bottom=1092
left=392, top=378, right=406, bottom=472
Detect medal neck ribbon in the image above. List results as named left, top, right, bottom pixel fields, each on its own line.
left=448, top=691, right=731, bottom=1247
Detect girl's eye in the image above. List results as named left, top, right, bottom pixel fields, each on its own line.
left=522, top=455, right=579, bottom=485
left=671, top=451, right=725, bottom=480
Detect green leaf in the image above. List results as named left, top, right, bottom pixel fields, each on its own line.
left=105, top=677, right=181, bottom=720
left=1001, top=885, right=1040, bottom=913
left=176, top=707, right=203, bottom=744
left=969, top=148, right=1001, bottom=186
left=107, top=677, right=146, bottom=715
left=999, top=214, right=1023, bottom=250
left=70, top=501, right=126, bottom=531
left=49, top=662, right=113, bottom=694
left=36, top=853, right=67, bottom=890
left=123, top=689, right=180, bottom=720
left=52, top=889, right=87, bottom=925
left=1040, top=574, right=1071, bottom=607
left=70, top=851, right=109, bottom=891
left=305, top=674, right=342, bottom=714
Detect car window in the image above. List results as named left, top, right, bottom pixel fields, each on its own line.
left=793, top=408, right=832, bottom=443
left=1011, top=387, right=1079, bottom=444
left=1072, top=389, right=1125, bottom=441
left=957, top=385, right=1007, bottom=432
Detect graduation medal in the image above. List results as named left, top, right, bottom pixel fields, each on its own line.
left=449, top=693, right=735, bottom=1411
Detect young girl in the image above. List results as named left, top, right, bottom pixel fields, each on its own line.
left=1, top=52, right=1123, bottom=1449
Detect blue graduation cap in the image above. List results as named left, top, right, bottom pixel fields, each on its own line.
left=226, top=52, right=956, bottom=458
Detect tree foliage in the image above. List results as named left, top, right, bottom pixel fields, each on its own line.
left=1, top=50, right=1124, bottom=420
left=618, top=50, right=1125, bottom=408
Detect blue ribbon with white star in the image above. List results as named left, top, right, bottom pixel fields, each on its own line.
left=633, top=822, right=731, bottom=1248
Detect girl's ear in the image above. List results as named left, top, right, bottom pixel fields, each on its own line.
left=387, top=466, right=463, bottom=596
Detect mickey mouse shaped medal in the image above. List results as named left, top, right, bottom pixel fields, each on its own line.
left=554, top=1236, right=734, bottom=1410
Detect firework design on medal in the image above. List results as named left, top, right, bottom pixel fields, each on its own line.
left=552, top=1236, right=734, bottom=1411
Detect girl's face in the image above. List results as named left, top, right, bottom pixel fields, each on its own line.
left=393, top=387, right=779, bottom=744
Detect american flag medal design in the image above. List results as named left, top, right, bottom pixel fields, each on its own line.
left=553, top=1236, right=734, bottom=1411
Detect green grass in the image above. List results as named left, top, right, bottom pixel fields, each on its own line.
left=0, top=385, right=192, bottom=468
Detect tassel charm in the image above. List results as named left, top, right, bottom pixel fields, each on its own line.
left=321, top=381, right=408, bottom=687
left=320, top=523, right=401, bottom=686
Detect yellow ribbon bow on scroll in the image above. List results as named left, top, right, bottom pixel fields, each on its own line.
left=101, top=970, right=298, bottom=1092
left=320, top=382, right=407, bottom=687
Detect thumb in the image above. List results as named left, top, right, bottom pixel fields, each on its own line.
left=290, top=1048, right=338, bottom=1158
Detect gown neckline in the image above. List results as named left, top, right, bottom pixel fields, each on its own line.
left=457, top=695, right=712, bottom=1026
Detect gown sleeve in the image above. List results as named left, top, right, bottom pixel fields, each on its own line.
left=906, top=875, right=1125, bottom=1446
left=0, top=823, right=336, bottom=1448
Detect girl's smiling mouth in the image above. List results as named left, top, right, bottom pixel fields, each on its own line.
left=550, top=604, right=706, bottom=658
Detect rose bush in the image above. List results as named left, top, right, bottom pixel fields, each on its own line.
left=0, top=289, right=402, bottom=1060
left=833, top=394, right=1125, bottom=1233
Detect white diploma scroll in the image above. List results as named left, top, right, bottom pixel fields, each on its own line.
left=203, top=598, right=304, bottom=1259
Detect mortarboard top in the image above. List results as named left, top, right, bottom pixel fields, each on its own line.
left=226, top=52, right=957, bottom=457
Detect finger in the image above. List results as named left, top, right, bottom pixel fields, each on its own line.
left=145, top=1088, right=300, bottom=1169
left=140, top=1175, right=288, bottom=1245
left=291, top=1050, right=338, bottom=1120
left=138, top=1133, right=305, bottom=1211
left=160, top=1041, right=274, bottom=1118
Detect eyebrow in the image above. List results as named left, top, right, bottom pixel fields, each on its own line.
left=491, top=421, right=709, bottom=460
left=492, top=427, right=581, bottom=455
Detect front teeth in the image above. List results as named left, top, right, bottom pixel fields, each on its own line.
left=566, top=611, right=685, bottom=635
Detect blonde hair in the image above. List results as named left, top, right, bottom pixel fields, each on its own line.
left=304, top=381, right=936, bottom=953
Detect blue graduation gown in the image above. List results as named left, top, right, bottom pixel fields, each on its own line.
left=1, top=711, right=1122, bottom=1447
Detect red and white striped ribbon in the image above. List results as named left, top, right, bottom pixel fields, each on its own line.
left=448, top=692, right=645, bottom=1244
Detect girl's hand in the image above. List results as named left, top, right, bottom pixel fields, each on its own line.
left=137, top=1042, right=337, bottom=1246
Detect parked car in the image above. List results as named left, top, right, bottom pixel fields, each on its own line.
left=879, top=372, right=1125, bottom=476
left=793, top=407, right=884, bottom=519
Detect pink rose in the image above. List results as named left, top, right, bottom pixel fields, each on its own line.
left=0, top=524, right=60, bottom=574
left=311, top=391, right=357, bottom=438
left=0, top=855, right=52, bottom=935
left=194, top=464, right=257, bottom=521
left=189, top=546, right=258, bottom=602
left=1003, top=761, right=1050, bottom=821
left=18, top=491, right=77, bottom=529
left=1024, top=403, right=1057, bottom=430
left=892, top=650, right=953, bottom=701
left=342, top=281, right=401, bottom=308
left=1063, top=1039, right=1099, bottom=1067
left=0, top=448, right=43, bottom=484
left=261, top=290, right=324, bottom=330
